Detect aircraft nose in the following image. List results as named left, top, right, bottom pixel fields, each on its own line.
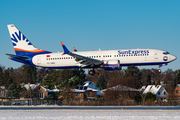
left=171, top=55, right=177, bottom=61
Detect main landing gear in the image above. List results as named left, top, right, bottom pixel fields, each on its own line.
left=158, top=66, right=161, bottom=73
left=88, top=68, right=95, bottom=75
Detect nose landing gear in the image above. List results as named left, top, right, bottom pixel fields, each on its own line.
left=158, top=69, right=161, bottom=73
left=158, top=65, right=161, bottom=73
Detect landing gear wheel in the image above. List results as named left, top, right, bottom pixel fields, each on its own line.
left=89, top=70, right=95, bottom=75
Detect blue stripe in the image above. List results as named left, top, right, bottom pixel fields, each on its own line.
left=120, top=62, right=169, bottom=66
left=40, top=62, right=169, bottom=69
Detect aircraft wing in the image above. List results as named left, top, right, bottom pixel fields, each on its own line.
left=61, top=42, right=103, bottom=66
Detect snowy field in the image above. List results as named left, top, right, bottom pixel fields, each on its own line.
left=0, top=110, right=180, bottom=120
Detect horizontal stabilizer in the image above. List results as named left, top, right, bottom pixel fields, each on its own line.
left=5, top=53, right=28, bottom=59
left=5, top=53, right=31, bottom=65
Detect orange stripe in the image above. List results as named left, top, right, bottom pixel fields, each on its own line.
left=14, top=48, right=46, bottom=53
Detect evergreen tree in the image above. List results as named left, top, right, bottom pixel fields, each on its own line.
left=3, top=69, right=13, bottom=88
left=0, top=66, right=3, bottom=85
left=68, top=75, right=82, bottom=88
left=22, top=65, right=37, bottom=83
left=173, top=70, right=180, bottom=86
left=124, top=66, right=142, bottom=79
left=145, top=92, right=156, bottom=101
left=43, top=74, right=55, bottom=89
left=7, top=83, right=20, bottom=99
left=96, top=74, right=107, bottom=90
left=140, top=69, right=151, bottom=86
left=124, top=66, right=142, bottom=88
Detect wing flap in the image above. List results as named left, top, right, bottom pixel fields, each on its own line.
left=68, top=52, right=103, bottom=66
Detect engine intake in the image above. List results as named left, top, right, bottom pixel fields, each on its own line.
left=103, top=60, right=121, bottom=70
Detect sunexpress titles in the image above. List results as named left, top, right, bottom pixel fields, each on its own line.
left=118, top=50, right=149, bottom=55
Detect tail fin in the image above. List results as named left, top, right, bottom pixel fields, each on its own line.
left=7, top=24, right=51, bottom=56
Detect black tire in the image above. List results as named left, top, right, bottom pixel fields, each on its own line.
left=89, top=70, right=95, bottom=75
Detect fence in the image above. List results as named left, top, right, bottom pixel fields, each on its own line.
left=0, top=99, right=180, bottom=106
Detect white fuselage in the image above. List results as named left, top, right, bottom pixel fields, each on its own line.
left=32, top=49, right=176, bottom=69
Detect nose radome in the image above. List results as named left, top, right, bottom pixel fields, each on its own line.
left=171, top=55, right=177, bottom=61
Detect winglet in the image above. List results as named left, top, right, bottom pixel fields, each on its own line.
left=73, top=47, right=77, bottom=52
left=61, top=42, right=70, bottom=54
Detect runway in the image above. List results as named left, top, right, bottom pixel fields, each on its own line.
left=0, top=109, right=180, bottom=120
left=1, top=106, right=180, bottom=110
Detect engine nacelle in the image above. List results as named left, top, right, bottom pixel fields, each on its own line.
left=103, top=60, right=121, bottom=70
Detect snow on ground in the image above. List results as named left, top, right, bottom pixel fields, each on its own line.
left=0, top=110, right=180, bottom=120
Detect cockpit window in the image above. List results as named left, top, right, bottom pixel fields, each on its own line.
left=163, top=51, right=170, bottom=55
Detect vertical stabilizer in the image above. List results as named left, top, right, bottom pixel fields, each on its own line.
left=7, top=24, right=51, bottom=56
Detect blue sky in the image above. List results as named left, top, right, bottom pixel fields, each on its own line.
left=0, top=0, right=180, bottom=71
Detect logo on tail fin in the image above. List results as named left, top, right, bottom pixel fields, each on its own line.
left=11, top=30, right=36, bottom=51
left=8, top=24, right=51, bottom=56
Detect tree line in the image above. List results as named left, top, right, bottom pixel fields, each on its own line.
left=0, top=64, right=180, bottom=100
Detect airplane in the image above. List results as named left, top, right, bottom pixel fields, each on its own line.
left=6, top=24, right=177, bottom=75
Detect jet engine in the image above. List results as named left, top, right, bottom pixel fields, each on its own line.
left=103, top=60, right=121, bottom=70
